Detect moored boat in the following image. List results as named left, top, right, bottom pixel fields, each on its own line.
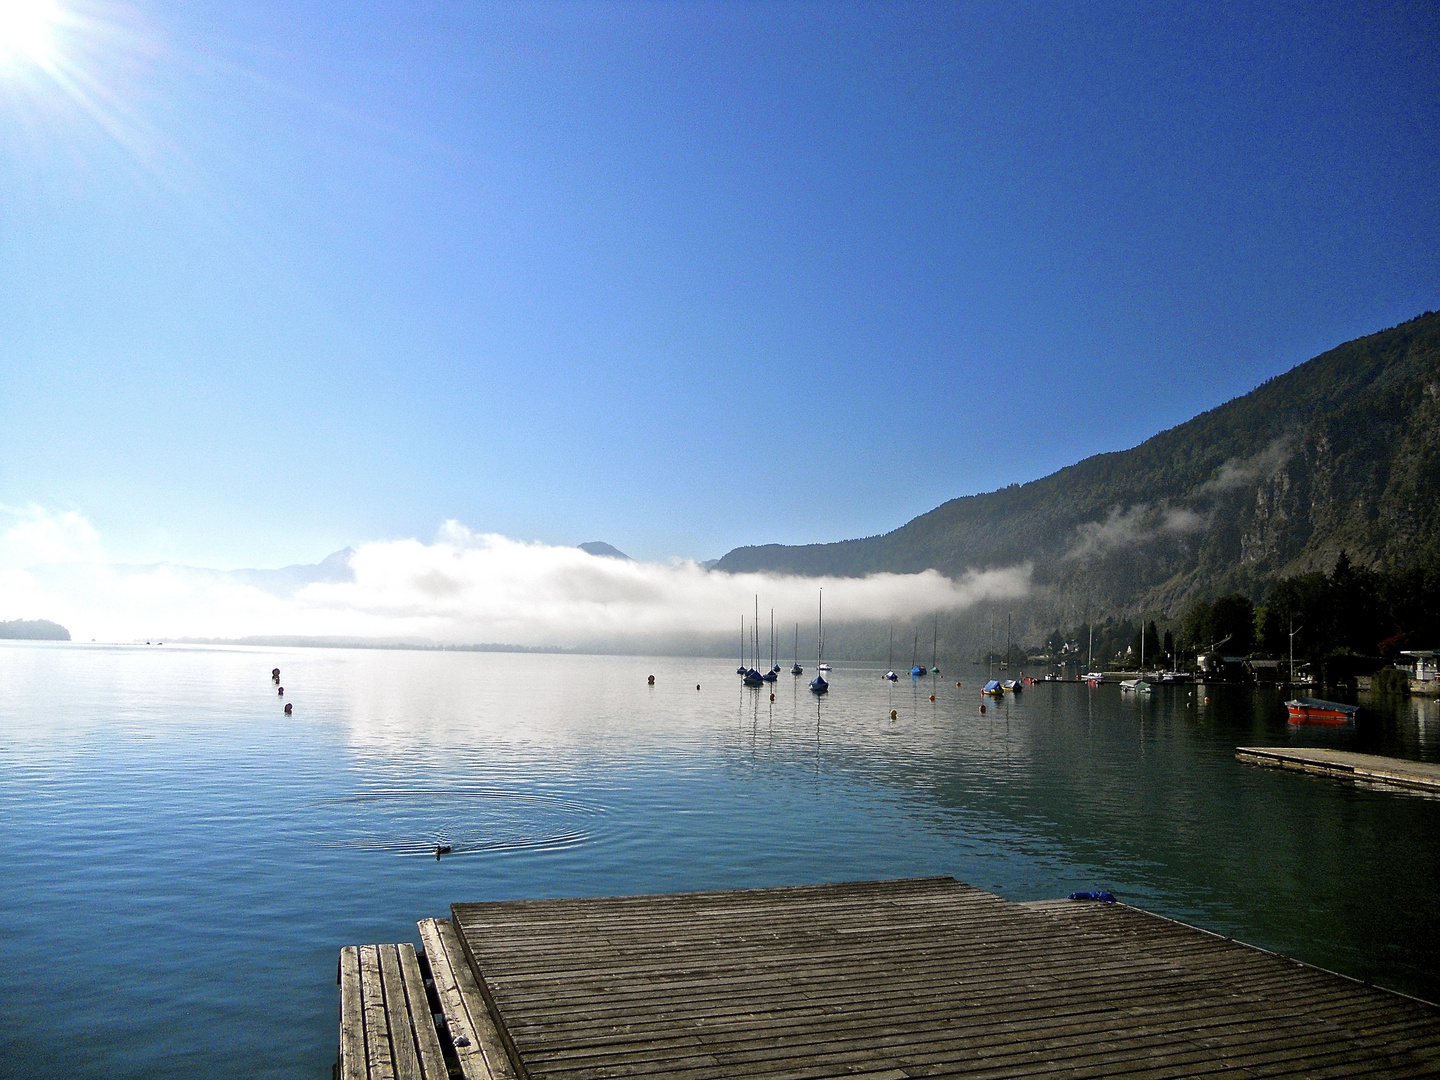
left=1121, top=679, right=1153, bottom=693
left=1285, top=697, right=1357, bottom=724
left=981, top=680, right=1004, bottom=697
left=810, top=591, right=829, bottom=694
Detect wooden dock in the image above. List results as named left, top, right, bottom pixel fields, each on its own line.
left=1237, top=746, right=1440, bottom=793
left=342, top=876, right=1440, bottom=1078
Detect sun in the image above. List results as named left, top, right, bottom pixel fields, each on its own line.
left=0, top=0, right=64, bottom=73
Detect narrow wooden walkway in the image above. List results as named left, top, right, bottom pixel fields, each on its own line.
left=447, top=876, right=1440, bottom=1079
left=1237, top=746, right=1440, bottom=793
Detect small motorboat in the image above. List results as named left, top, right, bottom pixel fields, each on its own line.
left=885, top=670, right=899, bottom=681
left=818, top=663, right=831, bottom=671
left=1121, top=679, right=1153, bottom=693
left=1285, top=698, right=1358, bottom=724
left=1001, top=679, right=1022, bottom=692
left=981, top=680, right=1004, bottom=697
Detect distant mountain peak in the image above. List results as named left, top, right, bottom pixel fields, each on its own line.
left=579, top=541, right=631, bottom=560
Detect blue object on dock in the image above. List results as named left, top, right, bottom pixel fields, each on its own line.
left=1068, top=890, right=1117, bottom=903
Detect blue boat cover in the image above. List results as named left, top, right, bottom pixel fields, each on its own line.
left=1068, top=890, right=1117, bottom=903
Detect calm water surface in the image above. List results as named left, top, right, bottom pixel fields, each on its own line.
left=3, top=641, right=1439, bottom=1078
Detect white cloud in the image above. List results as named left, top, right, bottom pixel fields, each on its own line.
left=1, top=516, right=1033, bottom=645
left=1196, top=437, right=1294, bottom=495
left=0, top=504, right=106, bottom=568
left=1066, top=504, right=1207, bottom=560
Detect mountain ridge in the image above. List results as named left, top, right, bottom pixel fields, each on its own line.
left=716, top=308, right=1440, bottom=622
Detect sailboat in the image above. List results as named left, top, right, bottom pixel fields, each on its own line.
left=791, top=623, right=803, bottom=676
left=742, top=599, right=766, bottom=686
left=1121, top=620, right=1153, bottom=693
left=809, top=591, right=829, bottom=694
left=763, top=608, right=779, bottom=681
left=930, top=616, right=940, bottom=674
left=737, top=617, right=746, bottom=675
left=909, top=630, right=925, bottom=678
left=885, top=628, right=898, bottom=681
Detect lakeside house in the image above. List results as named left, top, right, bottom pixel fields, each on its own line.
left=1402, top=650, right=1440, bottom=696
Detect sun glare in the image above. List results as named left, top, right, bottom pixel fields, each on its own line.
left=0, top=0, right=63, bottom=73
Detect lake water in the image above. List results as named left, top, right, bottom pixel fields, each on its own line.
left=2, top=641, right=1439, bottom=1079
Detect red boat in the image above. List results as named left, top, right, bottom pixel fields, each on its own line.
left=1285, top=697, right=1358, bottom=725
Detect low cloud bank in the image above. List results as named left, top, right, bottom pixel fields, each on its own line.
left=0, top=512, right=1031, bottom=646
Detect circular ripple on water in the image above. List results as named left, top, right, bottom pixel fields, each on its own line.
left=324, top=788, right=606, bottom=858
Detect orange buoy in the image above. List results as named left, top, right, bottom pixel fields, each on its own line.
left=929, top=694, right=936, bottom=702
left=979, top=703, right=987, bottom=714
left=277, top=686, right=284, bottom=696
left=647, top=674, right=655, bottom=685
left=890, top=709, right=897, bottom=720
left=283, top=702, right=292, bottom=716
left=770, top=693, right=775, bottom=702
left=696, top=684, right=701, bottom=691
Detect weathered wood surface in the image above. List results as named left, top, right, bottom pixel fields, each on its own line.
left=419, top=917, right=518, bottom=1080
left=1237, top=746, right=1440, bottom=792
left=338, top=943, right=448, bottom=1080
left=451, top=876, right=1440, bottom=1079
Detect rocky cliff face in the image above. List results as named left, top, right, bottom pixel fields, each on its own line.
left=717, top=309, right=1440, bottom=623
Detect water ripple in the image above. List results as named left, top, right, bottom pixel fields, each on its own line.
left=316, top=787, right=606, bottom=856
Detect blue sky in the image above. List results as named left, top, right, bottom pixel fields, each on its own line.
left=3, top=0, right=1438, bottom=571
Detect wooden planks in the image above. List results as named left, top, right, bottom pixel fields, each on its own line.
left=450, top=876, right=1440, bottom=1080
left=419, top=917, right=520, bottom=1080
left=1237, top=746, right=1440, bottom=792
left=338, top=943, right=448, bottom=1080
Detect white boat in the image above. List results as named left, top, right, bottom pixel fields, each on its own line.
left=1120, top=679, right=1153, bottom=693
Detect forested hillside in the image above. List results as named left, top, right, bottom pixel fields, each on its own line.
left=718, top=309, right=1440, bottom=629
